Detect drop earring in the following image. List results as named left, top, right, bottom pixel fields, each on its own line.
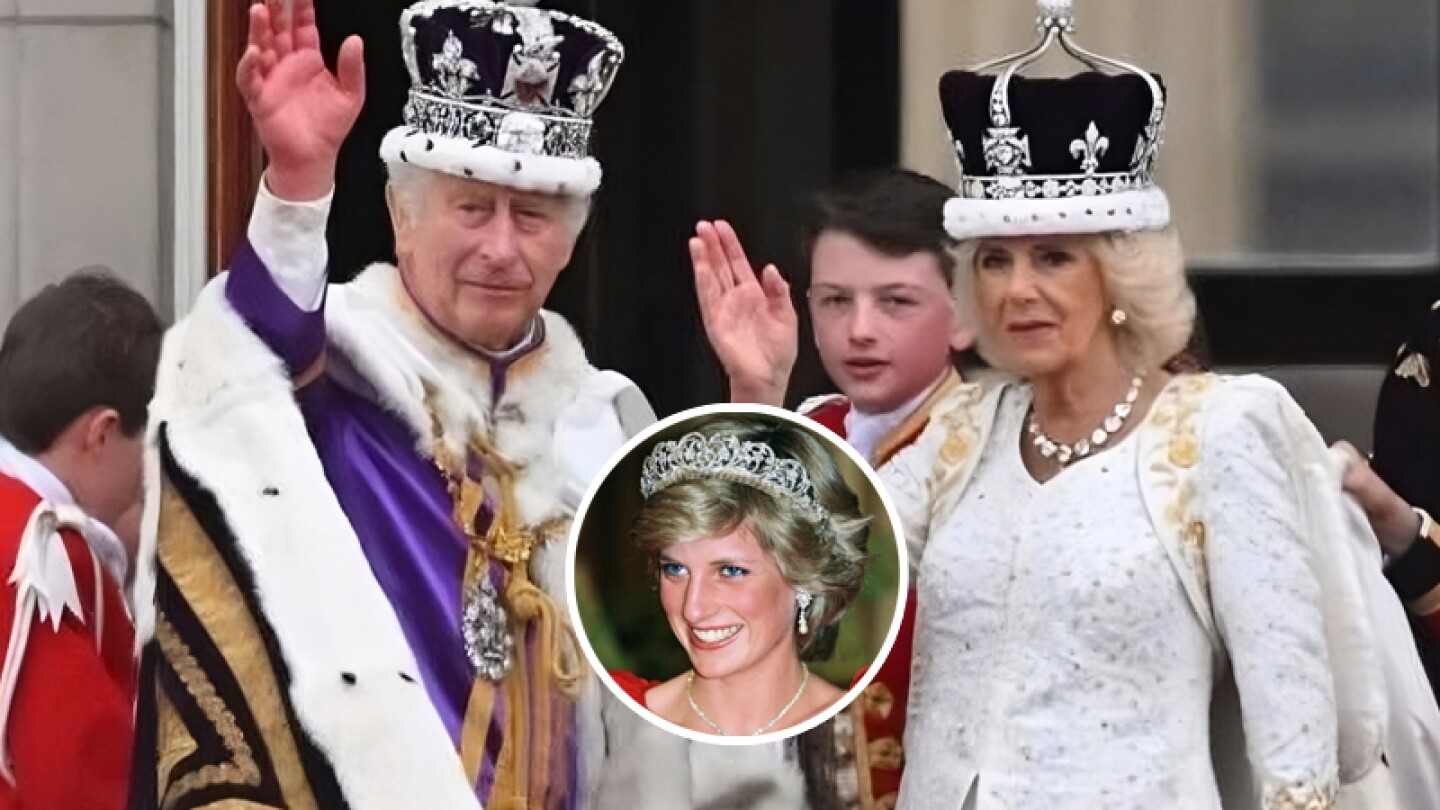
left=796, top=591, right=813, bottom=635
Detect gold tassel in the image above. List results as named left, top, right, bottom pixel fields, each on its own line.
left=489, top=638, right=530, bottom=810
left=444, top=425, right=588, bottom=807
left=459, top=678, right=496, bottom=788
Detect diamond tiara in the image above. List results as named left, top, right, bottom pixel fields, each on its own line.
left=639, top=432, right=831, bottom=527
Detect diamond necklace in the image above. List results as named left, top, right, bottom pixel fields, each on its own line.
left=1027, top=375, right=1143, bottom=466
left=685, top=664, right=810, bottom=736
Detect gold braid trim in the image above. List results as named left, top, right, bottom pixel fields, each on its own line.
left=155, top=616, right=263, bottom=808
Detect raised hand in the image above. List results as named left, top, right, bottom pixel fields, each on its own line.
left=236, top=0, right=366, bottom=201
left=690, top=221, right=798, bottom=406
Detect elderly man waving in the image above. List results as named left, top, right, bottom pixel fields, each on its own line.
left=129, top=1, right=651, bottom=808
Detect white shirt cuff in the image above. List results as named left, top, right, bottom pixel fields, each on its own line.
left=246, top=177, right=334, bottom=312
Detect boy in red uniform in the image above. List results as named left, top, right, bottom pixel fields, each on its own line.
left=0, top=271, right=162, bottom=809
left=692, top=169, right=971, bottom=808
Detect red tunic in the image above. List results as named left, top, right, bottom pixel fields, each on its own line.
left=0, top=474, right=134, bottom=810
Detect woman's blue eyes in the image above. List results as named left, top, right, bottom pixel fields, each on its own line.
left=659, top=563, right=749, bottom=578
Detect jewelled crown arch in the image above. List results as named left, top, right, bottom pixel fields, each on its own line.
left=381, top=0, right=626, bottom=196
left=975, top=0, right=1164, bottom=189
left=940, top=0, right=1172, bottom=240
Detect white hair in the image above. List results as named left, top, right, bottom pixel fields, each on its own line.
left=951, top=227, right=1196, bottom=374
left=383, top=159, right=592, bottom=239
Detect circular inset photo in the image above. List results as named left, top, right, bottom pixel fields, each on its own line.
left=567, top=404, right=907, bottom=745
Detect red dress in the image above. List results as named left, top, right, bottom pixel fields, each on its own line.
left=0, top=474, right=134, bottom=810
left=610, top=670, right=661, bottom=708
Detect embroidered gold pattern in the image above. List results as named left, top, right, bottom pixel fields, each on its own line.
left=1261, top=780, right=1336, bottom=810
left=1168, top=433, right=1200, bottom=468
left=155, top=615, right=263, bottom=808
left=867, top=737, right=904, bottom=771
left=934, top=384, right=985, bottom=473
left=154, top=688, right=197, bottom=792
left=488, top=520, right=534, bottom=566
left=939, top=432, right=970, bottom=467
left=1395, top=351, right=1431, bottom=388
left=1147, top=375, right=1219, bottom=599
left=1184, top=519, right=1207, bottom=554
left=862, top=681, right=895, bottom=720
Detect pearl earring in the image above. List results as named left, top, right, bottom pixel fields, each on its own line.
left=796, top=591, right=813, bottom=635
left=1111, top=308, right=1128, bottom=326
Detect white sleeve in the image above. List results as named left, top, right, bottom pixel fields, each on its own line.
left=878, top=417, right=942, bottom=582
left=246, top=178, right=334, bottom=312
left=554, top=371, right=654, bottom=510
left=1198, top=383, right=1340, bottom=807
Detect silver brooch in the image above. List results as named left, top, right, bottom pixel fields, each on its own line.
left=462, top=575, right=513, bottom=682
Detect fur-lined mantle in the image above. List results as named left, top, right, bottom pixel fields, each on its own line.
left=133, top=266, right=648, bottom=809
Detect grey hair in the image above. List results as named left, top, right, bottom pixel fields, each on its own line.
left=382, top=159, right=593, bottom=239
left=951, top=227, right=1196, bottom=374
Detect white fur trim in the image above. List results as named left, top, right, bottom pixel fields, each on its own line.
left=324, top=263, right=646, bottom=802
left=142, top=277, right=481, bottom=809
left=381, top=127, right=602, bottom=196
left=943, top=187, right=1171, bottom=241
left=140, top=261, right=649, bottom=806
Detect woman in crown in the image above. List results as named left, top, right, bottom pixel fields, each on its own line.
left=609, top=415, right=872, bottom=743
left=873, top=2, right=1395, bottom=808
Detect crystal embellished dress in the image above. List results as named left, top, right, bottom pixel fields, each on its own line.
left=891, top=382, right=1341, bottom=810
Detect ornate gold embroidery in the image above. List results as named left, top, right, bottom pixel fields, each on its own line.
left=939, top=432, right=971, bottom=467
left=488, top=520, right=534, bottom=566
left=155, top=616, right=263, bottom=808
left=867, top=736, right=904, bottom=771
left=1396, top=351, right=1432, bottom=388
left=156, top=473, right=319, bottom=809
left=154, top=687, right=197, bottom=792
left=1184, top=519, right=1207, bottom=553
left=1261, top=781, right=1336, bottom=810
left=1148, top=375, right=1219, bottom=601
left=933, top=383, right=985, bottom=472
left=1168, top=434, right=1200, bottom=468
left=862, top=681, right=895, bottom=720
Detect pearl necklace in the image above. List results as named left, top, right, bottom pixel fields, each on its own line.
left=1027, top=376, right=1143, bottom=466
left=685, top=665, right=810, bottom=736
